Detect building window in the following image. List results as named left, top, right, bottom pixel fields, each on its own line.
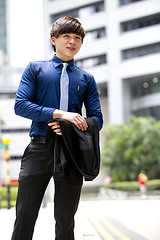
left=76, top=54, right=107, bottom=69
left=130, top=73, right=160, bottom=98
left=120, top=13, right=160, bottom=32
left=119, top=0, right=146, bottom=6
left=50, top=1, right=105, bottom=23
left=97, top=82, right=107, bottom=97
left=122, top=43, right=160, bottom=60
left=85, top=27, right=106, bottom=42
left=1, top=128, right=29, bottom=133
left=132, top=105, right=160, bottom=120
left=0, top=92, right=16, bottom=99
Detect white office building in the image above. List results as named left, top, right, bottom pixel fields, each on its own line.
left=43, top=0, right=160, bottom=125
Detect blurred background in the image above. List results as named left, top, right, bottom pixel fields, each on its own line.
left=0, top=0, right=160, bottom=201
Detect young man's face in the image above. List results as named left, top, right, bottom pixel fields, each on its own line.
left=51, top=33, right=82, bottom=62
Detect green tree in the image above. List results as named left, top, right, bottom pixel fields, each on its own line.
left=101, top=116, right=160, bottom=181
left=0, top=118, right=5, bottom=126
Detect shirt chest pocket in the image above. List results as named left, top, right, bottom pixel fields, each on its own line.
left=69, top=84, right=86, bottom=106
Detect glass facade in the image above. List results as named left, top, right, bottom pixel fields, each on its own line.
left=132, top=106, right=160, bottom=120
left=128, top=73, right=160, bottom=120
left=50, top=1, right=105, bottom=23
left=119, top=0, right=146, bottom=6
left=0, top=0, right=6, bottom=51
left=85, top=27, right=106, bottom=42
left=0, top=92, right=16, bottom=99
left=120, top=13, right=160, bottom=32
left=97, top=82, right=107, bottom=97
left=76, top=54, right=107, bottom=69
left=130, top=73, right=160, bottom=98
left=122, top=42, right=160, bottom=60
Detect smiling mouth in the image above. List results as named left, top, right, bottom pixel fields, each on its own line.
left=67, top=47, right=76, bottom=51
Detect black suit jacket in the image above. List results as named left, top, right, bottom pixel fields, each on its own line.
left=45, top=118, right=100, bottom=181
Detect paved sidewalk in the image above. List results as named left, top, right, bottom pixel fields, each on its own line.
left=0, top=202, right=100, bottom=240
left=77, top=199, right=160, bottom=240
left=0, top=199, right=160, bottom=240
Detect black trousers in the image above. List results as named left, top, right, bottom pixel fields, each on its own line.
left=11, top=141, right=83, bottom=240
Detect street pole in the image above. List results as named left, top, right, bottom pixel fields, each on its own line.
left=1, top=135, right=11, bottom=209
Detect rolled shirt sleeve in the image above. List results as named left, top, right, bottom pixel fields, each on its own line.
left=84, top=74, right=103, bottom=130
left=15, top=63, right=55, bottom=122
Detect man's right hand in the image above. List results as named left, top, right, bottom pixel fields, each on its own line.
left=48, top=109, right=88, bottom=135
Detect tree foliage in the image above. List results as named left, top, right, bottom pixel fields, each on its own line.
left=0, top=118, right=4, bottom=125
left=101, top=116, right=160, bottom=181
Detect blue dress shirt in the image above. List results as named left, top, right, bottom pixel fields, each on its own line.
left=15, top=55, right=103, bottom=136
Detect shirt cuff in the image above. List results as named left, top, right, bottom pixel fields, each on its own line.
left=92, top=116, right=102, bottom=131
left=40, top=106, right=55, bottom=122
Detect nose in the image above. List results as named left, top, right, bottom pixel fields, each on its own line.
left=69, top=37, right=76, bottom=44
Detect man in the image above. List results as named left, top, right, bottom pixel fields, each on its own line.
left=137, top=170, right=148, bottom=198
left=11, top=16, right=103, bottom=240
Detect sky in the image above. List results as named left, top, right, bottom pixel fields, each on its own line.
left=8, top=0, right=44, bottom=68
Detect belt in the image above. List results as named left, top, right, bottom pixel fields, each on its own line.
left=31, top=136, right=46, bottom=144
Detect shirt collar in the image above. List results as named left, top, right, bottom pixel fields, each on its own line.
left=52, top=54, right=74, bottom=71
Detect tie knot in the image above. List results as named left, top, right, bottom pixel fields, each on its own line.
left=62, top=62, right=68, bottom=69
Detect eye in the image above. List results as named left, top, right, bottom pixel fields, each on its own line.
left=76, top=36, right=81, bottom=40
left=63, top=34, right=69, bottom=38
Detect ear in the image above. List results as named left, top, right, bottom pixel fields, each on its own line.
left=51, top=37, right=56, bottom=46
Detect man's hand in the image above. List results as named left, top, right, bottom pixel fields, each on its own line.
left=48, top=121, right=62, bottom=135
left=48, top=109, right=88, bottom=135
